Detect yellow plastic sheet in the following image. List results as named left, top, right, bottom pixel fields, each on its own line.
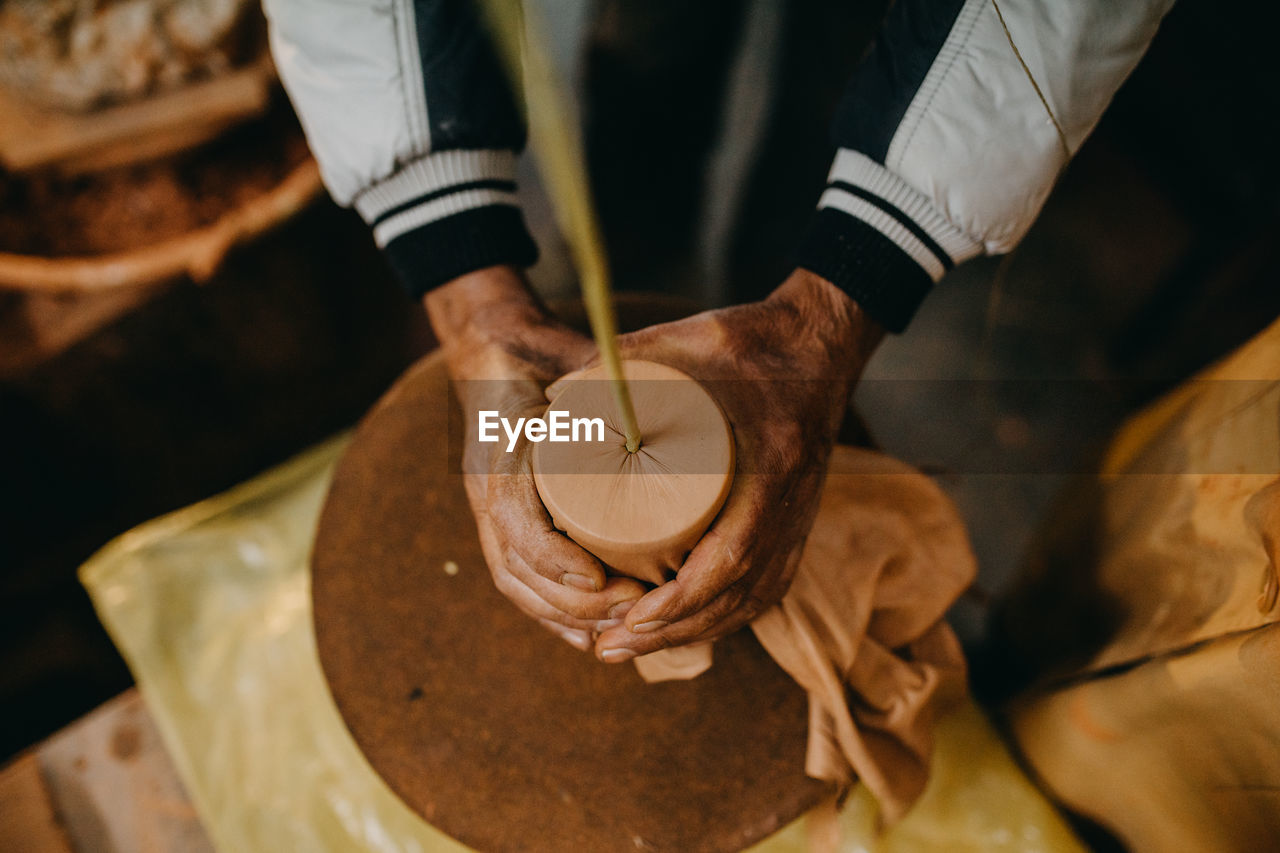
left=80, top=433, right=1082, bottom=852
left=1008, top=316, right=1280, bottom=851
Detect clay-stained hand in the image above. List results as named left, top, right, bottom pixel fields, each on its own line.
left=424, top=266, right=647, bottom=652
left=593, top=269, right=883, bottom=662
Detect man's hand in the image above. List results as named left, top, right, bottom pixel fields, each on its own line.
left=593, top=269, right=883, bottom=662
left=424, top=266, right=648, bottom=652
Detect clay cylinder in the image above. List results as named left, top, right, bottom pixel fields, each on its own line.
left=533, top=360, right=735, bottom=585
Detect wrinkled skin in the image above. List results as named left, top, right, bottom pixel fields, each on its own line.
left=425, top=265, right=882, bottom=658
left=426, top=267, right=647, bottom=651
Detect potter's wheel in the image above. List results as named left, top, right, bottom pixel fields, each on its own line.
left=311, top=296, right=830, bottom=852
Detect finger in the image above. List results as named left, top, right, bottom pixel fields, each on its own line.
left=502, top=545, right=646, bottom=620
left=544, top=366, right=589, bottom=401
left=537, top=617, right=592, bottom=653
left=621, top=488, right=762, bottom=630
left=489, top=559, right=612, bottom=632
left=594, top=578, right=763, bottom=662
left=488, top=441, right=608, bottom=592
left=533, top=322, right=598, bottom=376
left=482, top=428, right=644, bottom=625
left=470, top=496, right=605, bottom=632
left=611, top=313, right=729, bottom=371
left=610, top=544, right=803, bottom=658
left=484, top=322, right=595, bottom=387
left=470, top=482, right=507, bottom=573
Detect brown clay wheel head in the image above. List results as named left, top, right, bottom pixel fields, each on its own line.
left=533, top=359, right=735, bottom=586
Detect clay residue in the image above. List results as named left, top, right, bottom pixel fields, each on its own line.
left=109, top=723, right=141, bottom=761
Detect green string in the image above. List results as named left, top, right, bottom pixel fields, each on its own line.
left=479, top=0, right=642, bottom=452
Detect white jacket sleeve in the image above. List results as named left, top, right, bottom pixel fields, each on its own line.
left=263, top=0, right=536, bottom=295
left=794, top=0, right=1177, bottom=332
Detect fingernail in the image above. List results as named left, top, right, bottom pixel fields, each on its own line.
left=558, top=630, right=590, bottom=652
left=595, top=618, right=622, bottom=632
left=600, top=648, right=636, bottom=663
left=633, top=620, right=668, bottom=633
left=561, top=573, right=598, bottom=591
left=608, top=600, right=637, bottom=619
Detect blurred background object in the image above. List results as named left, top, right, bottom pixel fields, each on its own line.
left=0, top=0, right=272, bottom=174
left=0, top=0, right=422, bottom=761
left=0, top=0, right=259, bottom=112
left=0, top=0, right=323, bottom=378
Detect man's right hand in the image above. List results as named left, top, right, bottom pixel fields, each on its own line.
left=424, top=266, right=647, bottom=652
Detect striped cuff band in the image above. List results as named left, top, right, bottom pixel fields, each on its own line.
left=354, top=149, right=522, bottom=247
left=819, top=149, right=982, bottom=281
left=794, top=149, right=984, bottom=332
left=794, top=209, right=935, bottom=334
left=382, top=205, right=538, bottom=299
left=356, top=149, right=537, bottom=297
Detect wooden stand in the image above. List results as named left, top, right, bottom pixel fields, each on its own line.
left=311, top=298, right=830, bottom=852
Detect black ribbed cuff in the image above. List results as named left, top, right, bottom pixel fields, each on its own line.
left=382, top=206, right=539, bottom=299
left=792, top=208, right=934, bottom=334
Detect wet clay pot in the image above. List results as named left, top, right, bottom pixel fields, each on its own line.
left=533, top=359, right=734, bottom=586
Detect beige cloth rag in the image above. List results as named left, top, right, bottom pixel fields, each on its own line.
left=636, top=446, right=974, bottom=823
